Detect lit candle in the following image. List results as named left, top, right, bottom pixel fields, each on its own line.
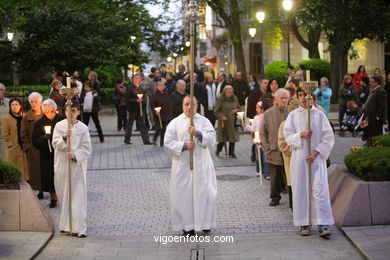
left=306, top=70, right=310, bottom=82
left=66, top=77, right=71, bottom=88
left=137, top=94, right=143, bottom=116
left=254, top=131, right=261, bottom=144
left=237, top=111, right=244, bottom=121
left=249, top=119, right=254, bottom=125
left=154, top=107, right=163, bottom=128
left=44, top=126, right=52, bottom=153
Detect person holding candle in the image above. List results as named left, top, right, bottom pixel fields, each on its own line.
left=80, top=80, right=104, bottom=143
left=214, top=85, right=241, bottom=158
left=21, top=92, right=43, bottom=198
left=242, top=99, right=273, bottom=179
left=124, top=74, right=152, bottom=145
left=32, top=99, right=62, bottom=208
left=2, top=98, right=28, bottom=179
left=150, top=81, right=171, bottom=147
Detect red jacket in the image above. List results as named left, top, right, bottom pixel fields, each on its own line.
left=353, top=72, right=368, bottom=93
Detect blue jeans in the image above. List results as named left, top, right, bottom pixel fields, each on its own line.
left=255, top=146, right=269, bottom=177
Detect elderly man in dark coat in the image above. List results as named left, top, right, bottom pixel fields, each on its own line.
left=363, top=76, right=387, bottom=141
left=170, top=80, right=187, bottom=118
left=260, top=88, right=290, bottom=207
left=231, top=72, right=248, bottom=108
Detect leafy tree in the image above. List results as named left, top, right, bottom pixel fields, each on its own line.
left=9, top=0, right=170, bottom=76
left=293, top=0, right=390, bottom=102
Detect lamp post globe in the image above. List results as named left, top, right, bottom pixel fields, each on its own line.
left=282, top=0, right=293, bottom=11
left=248, top=28, right=257, bottom=38
left=256, top=11, right=265, bottom=23
left=7, top=32, right=14, bottom=41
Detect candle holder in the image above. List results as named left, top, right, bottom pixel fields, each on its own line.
left=44, top=125, right=52, bottom=153
left=137, top=94, right=143, bottom=116
left=154, top=107, right=163, bottom=129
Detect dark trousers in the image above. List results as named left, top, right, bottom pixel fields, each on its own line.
left=83, top=112, right=104, bottom=142
left=115, top=105, right=127, bottom=131
left=217, top=142, right=235, bottom=155
left=268, top=164, right=285, bottom=202
left=153, top=121, right=167, bottom=146
left=124, top=112, right=150, bottom=143
left=338, top=104, right=347, bottom=127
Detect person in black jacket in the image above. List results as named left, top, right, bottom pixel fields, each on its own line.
left=170, top=80, right=187, bottom=119
left=80, top=80, right=104, bottom=143
left=338, top=74, right=357, bottom=127
left=124, top=75, right=152, bottom=145
left=32, top=99, right=63, bottom=208
left=359, top=76, right=370, bottom=105
left=150, top=81, right=171, bottom=146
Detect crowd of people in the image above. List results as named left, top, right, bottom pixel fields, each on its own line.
left=0, top=63, right=388, bottom=238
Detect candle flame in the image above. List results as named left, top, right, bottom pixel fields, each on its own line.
left=44, top=125, right=51, bottom=134
left=154, top=107, right=162, bottom=112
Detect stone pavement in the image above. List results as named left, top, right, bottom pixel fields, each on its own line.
left=2, top=111, right=387, bottom=259
left=0, top=232, right=51, bottom=259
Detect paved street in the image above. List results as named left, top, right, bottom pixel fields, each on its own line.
left=35, top=118, right=365, bottom=259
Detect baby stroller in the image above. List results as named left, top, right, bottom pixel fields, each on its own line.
left=339, top=99, right=362, bottom=137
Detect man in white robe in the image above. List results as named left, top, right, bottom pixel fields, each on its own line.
left=164, top=96, right=217, bottom=236
left=52, top=104, right=92, bottom=238
left=283, top=88, right=334, bottom=237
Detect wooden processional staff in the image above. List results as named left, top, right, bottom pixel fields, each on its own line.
left=299, top=71, right=318, bottom=228
left=59, top=77, right=78, bottom=235
left=186, top=0, right=199, bottom=170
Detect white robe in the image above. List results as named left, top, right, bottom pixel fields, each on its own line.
left=283, top=106, right=334, bottom=226
left=164, top=113, right=217, bottom=231
left=52, top=119, right=92, bottom=234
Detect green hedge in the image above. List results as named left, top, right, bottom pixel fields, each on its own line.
left=0, top=161, right=21, bottom=185
left=298, top=59, right=330, bottom=82
left=373, top=133, right=390, bottom=147
left=344, top=147, right=390, bottom=181
left=264, top=61, right=290, bottom=87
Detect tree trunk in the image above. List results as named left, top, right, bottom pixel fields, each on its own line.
left=291, top=19, right=321, bottom=59
left=330, top=42, right=349, bottom=103
left=229, top=26, right=247, bottom=78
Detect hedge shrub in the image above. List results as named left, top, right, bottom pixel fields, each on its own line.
left=373, top=133, right=390, bottom=147
left=0, top=161, right=21, bottom=185
left=298, top=59, right=330, bottom=82
left=84, top=66, right=123, bottom=89
left=264, top=61, right=290, bottom=87
left=344, top=147, right=390, bottom=181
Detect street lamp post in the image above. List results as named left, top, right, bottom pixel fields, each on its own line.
left=173, top=52, right=178, bottom=73
left=248, top=28, right=256, bottom=76
left=256, top=11, right=266, bottom=78
left=283, top=0, right=293, bottom=66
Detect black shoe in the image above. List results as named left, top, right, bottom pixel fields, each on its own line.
left=100, top=138, right=105, bottom=143
left=182, top=229, right=195, bottom=236
left=124, top=141, right=132, bottom=145
left=228, top=154, right=237, bottom=159
left=269, top=200, right=280, bottom=206
left=203, top=229, right=211, bottom=234
left=49, top=200, right=57, bottom=208
left=144, top=142, right=154, bottom=145
left=37, top=191, right=44, bottom=200
left=250, top=154, right=255, bottom=162
left=78, top=233, right=87, bottom=238
left=216, top=149, right=220, bottom=157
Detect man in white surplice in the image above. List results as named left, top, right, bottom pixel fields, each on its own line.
left=283, top=88, right=334, bottom=237
left=164, top=96, right=217, bottom=236
left=52, top=104, right=92, bottom=238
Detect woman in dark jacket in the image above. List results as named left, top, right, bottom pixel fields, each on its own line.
left=33, top=99, right=62, bottom=208
left=80, top=80, right=104, bottom=143
left=115, top=77, right=127, bottom=131
left=338, top=74, right=357, bottom=127
left=150, top=81, right=171, bottom=146
left=214, top=85, right=241, bottom=158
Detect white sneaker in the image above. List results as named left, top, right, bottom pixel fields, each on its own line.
left=255, top=173, right=261, bottom=177
left=78, top=232, right=87, bottom=238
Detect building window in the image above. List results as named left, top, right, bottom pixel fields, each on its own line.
left=199, top=42, right=207, bottom=58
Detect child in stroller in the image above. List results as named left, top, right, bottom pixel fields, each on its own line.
left=339, top=99, right=362, bottom=137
